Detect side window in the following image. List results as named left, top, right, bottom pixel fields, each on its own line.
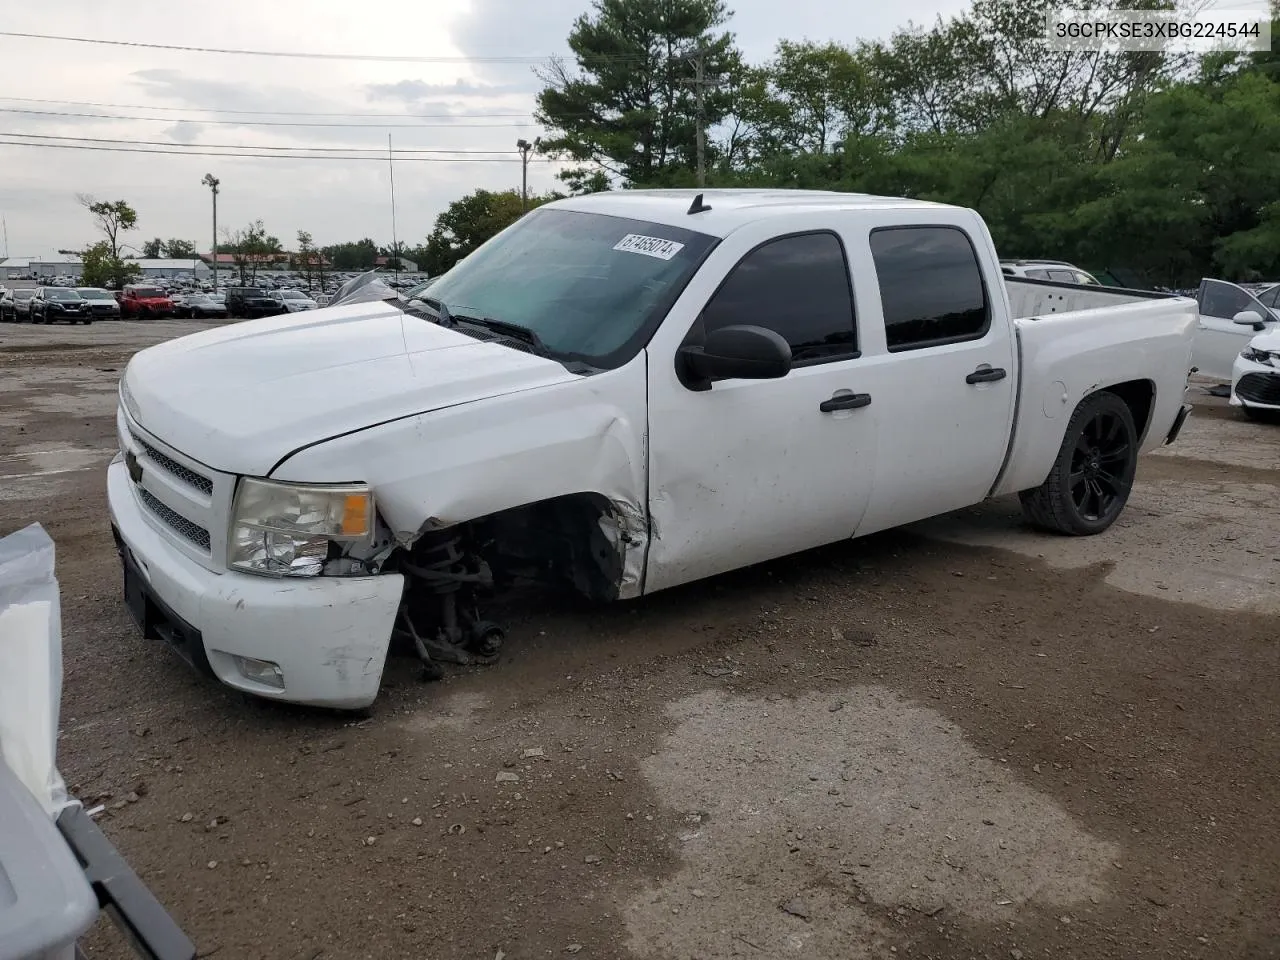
left=1198, top=279, right=1255, bottom=320
left=700, top=232, right=856, bottom=363
left=1024, top=268, right=1052, bottom=280
left=1258, top=286, right=1279, bottom=309
left=1046, top=269, right=1076, bottom=282
left=869, top=226, right=990, bottom=351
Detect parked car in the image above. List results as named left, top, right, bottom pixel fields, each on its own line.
left=1230, top=326, right=1280, bottom=422
left=1, top=287, right=37, bottom=322
left=182, top=293, right=230, bottom=319
left=225, top=286, right=285, bottom=319
left=75, top=287, right=123, bottom=320
left=1192, top=278, right=1280, bottom=380
left=1000, top=259, right=1101, bottom=285
left=118, top=284, right=175, bottom=319
left=107, top=189, right=1197, bottom=711
left=31, top=287, right=92, bottom=324
left=269, top=289, right=319, bottom=313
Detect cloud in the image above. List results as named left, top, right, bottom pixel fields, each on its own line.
left=364, top=78, right=531, bottom=103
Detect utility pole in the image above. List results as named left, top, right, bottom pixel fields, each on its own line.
left=387, top=134, right=401, bottom=283
left=516, top=137, right=540, bottom=211
left=201, top=173, right=220, bottom=291
left=679, top=46, right=722, bottom=188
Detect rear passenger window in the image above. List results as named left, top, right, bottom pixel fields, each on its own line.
left=1047, top=269, right=1076, bottom=282
left=870, top=226, right=990, bottom=351
left=700, top=232, right=856, bottom=363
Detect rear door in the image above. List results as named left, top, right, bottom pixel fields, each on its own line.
left=843, top=220, right=1017, bottom=536
left=1194, top=279, right=1279, bottom=380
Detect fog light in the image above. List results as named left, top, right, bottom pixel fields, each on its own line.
left=232, top=655, right=285, bottom=689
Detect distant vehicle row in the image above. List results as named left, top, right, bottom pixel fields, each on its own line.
left=0, top=285, right=319, bottom=322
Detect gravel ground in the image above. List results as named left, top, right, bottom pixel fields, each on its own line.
left=2, top=320, right=1278, bottom=960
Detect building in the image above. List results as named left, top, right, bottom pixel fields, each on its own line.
left=132, top=258, right=213, bottom=280
left=375, top=255, right=419, bottom=273
left=0, top=254, right=84, bottom=280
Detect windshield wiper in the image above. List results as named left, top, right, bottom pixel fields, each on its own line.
left=418, top=299, right=548, bottom=354
left=453, top=315, right=549, bottom=353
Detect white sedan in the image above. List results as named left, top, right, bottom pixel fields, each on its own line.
left=1194, top=278, right=1280, bottom=380
left=1231, top=326, right=1280, bottom=421
left=271, top=289, right=318, bottom=312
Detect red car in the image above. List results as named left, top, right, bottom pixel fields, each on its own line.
left=118, top=284, right=175, bottom=319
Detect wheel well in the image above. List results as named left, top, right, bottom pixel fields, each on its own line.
left=417, top=492, right=629, bottom=602
left=1099, top=379, right=1155, bottom=442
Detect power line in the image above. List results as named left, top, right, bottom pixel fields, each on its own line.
left=0, top=106, right=536, bottom=128
left=0, top=138, right=555, bottom=163
left=0, top=30, right=650, bottom=65
left=1, top=132, right=525, bottom=155
left=0, top=95, right=534, bottom=119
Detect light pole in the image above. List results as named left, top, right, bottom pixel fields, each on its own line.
left=516, top=137, right=540, bottom=212
left=201, top=173, right=220, bottom=291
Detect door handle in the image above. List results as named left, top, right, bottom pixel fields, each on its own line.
left=966, top=366, right=1007, bottom=384
left=819, top=392, right=872, bottom=412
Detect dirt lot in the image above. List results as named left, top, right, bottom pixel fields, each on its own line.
left=2, top=320, right=1279, bottom=960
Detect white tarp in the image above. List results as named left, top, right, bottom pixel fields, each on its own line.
left=0, top=523, right=69, bottom=816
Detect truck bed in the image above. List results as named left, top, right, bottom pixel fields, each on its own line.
left=992, top=278, right=1198, bottom=498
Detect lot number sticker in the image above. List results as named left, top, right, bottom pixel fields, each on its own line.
left=613, top=234, right=685, bottom=260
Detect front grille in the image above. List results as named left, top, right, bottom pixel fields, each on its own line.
left=130, top=430, right=214, bottom=495
left=1237, top=372, right=1280, bottom=406
left=137, top=488, right=212, bottom=551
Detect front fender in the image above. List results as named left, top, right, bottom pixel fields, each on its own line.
left=268, top=355, right=650, bottom=554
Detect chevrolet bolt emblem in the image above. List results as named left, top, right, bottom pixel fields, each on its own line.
left=125, top=450, right=143, bottom=484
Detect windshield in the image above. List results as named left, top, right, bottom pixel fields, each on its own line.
left=281, top=290, right=308, bottom=299
left=15, top=290, right=35, bottom=300
left=131, top=287, right=163, bottom=298
left=423, top=208, right=717, bottom=364
left=46, top=289, right=82, bottom=301
left=76, top=289, right=112, bottom=300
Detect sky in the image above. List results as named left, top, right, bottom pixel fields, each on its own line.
left=0, top=0, right=1264, bottom=258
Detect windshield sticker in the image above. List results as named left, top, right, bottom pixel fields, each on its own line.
left=613, top=234, right=685, bottom=260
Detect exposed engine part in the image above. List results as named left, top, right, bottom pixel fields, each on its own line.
left=392, top=528, right=505, bottom=682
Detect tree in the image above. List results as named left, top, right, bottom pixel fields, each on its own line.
left=77, top=196, right=137, bottom=260
left=421, top=188, right=557, bottom=275
left=142, top=237, right=165, bottom=258
left=320, top=238, right=379, bottom=270
left=534, top=0, right=742, bottom=187
left=80, top=241, right=141, bottom=289
left=294, top=231, right=317, bottom=290
left=165, top=239, right=198, bottom=259
left=75, top=195, right=140, bottom=288
left=223, top=220, right=283, bottom=284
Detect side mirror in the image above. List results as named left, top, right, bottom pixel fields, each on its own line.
left=677, top=324, right=792, bottom=391
left=1233, top=310, right=1265, bottom=330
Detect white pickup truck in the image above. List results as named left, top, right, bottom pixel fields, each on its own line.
left=106, top=189, right=1197, bottom=710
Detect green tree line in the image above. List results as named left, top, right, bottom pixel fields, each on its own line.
left=518, top=0, right=1280, bottom=287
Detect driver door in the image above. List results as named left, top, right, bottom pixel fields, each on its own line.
left=643, top=222, right=876, bottom=594
left=1194, top=279, right=1279, bottom=380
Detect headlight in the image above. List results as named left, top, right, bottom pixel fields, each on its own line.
left=1241, top=346, right=1275, bottom=365
left=229, top=478, right=373, bottom=578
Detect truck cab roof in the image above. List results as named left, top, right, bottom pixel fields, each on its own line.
left=549, top=189, right=956, bottom=238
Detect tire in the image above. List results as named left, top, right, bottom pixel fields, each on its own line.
left=1019, top=390, right=1138, bottom=536
left=1242, top=405, right=1280, bottom=424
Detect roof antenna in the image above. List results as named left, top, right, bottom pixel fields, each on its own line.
left=687, top=192, right=712, bottom=215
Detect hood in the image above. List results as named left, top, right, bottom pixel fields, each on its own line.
left=1248, top=327, right=1280, bottom=353
left=122, top=301, right=581, bottom=476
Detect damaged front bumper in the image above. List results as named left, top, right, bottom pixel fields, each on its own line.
left=107, top=458, right=403, bottom=709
